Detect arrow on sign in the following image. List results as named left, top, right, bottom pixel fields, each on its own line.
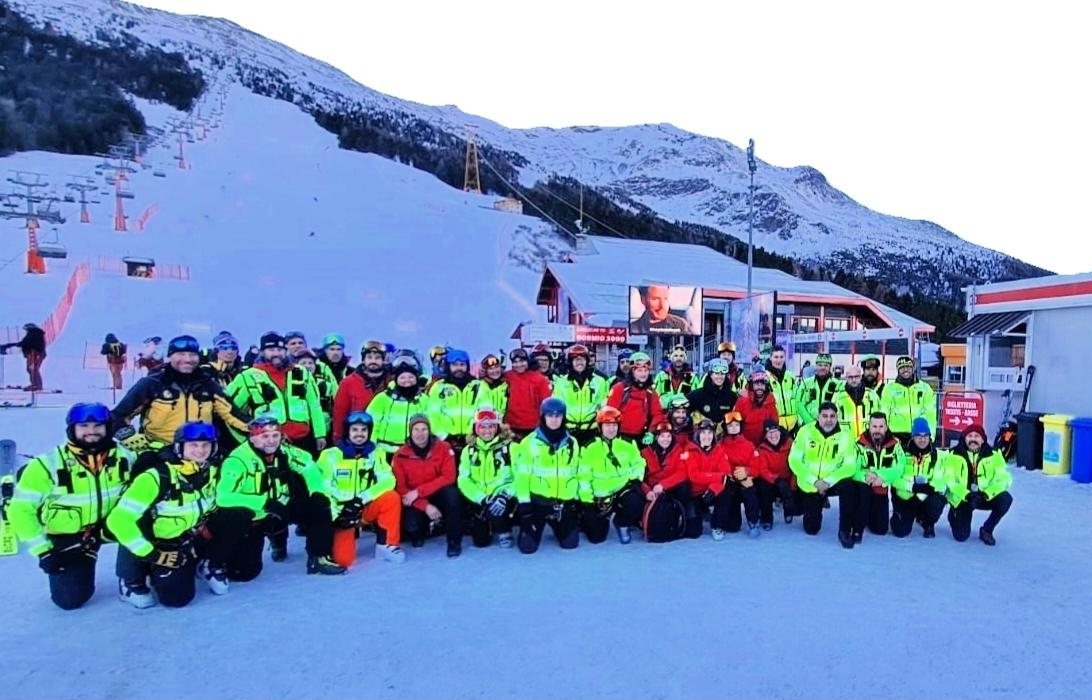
left=948, top=417, right=962, bottom=426
left=962, top=417, right=974, bottom=425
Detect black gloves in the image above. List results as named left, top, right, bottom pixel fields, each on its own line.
left=487, top=494, right=510, bottom=518
left=335, top=498, right=364, bottom=528
left=700, top=489, right=717, bottom=507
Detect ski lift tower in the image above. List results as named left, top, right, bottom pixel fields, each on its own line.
left=3, top=171, right=66, bottom=274
left=463, top=124, right=482, bottom=194
left=66, top=176, right=99, bottom=224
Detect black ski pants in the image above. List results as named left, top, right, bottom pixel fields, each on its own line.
left=44, top=533, right=102, bottom=610
left=517, top=497, right=580, bottom=553
left=799, top=479, right=858, bottom=536
left=464, top=496, right=515, bottom=547
left=948, top=491, right=1013, bottom=541
left=756, top=477, right=800, bottom=525
left=581, top=483, right=645, bottom=543
left=890, top=490, right=946, bottom=538
left=852, top=483, right=891, bottom=536
left=116, top=544, right=198, bottom=608
left=721, top=480, right=760, bottom=532
left=402, top=484, right=464, bottom=545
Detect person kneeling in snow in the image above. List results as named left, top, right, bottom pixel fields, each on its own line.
left=718, top=412, right=763, bottom=537
left=457, top=407, right=518, bottom=549
left=580, top=406, right=647, bottom=545
left=201, top=415, right=344, bottom=594
left=789, top=402, right=860, bottom=549
left=107, top=422, right=219, bottom=609
left=9, top=403, right=135, bottom=610
left=889, top=417, right=947, bottom=539
left=392, top=414, right=464, bottom=558
left=750, top=420, right=801, bottom=529
left=685, top=418, right=734, bottom=541
left=943, top=423, right=1013, bottom=546
left=316, top=411, right=405, bottom=567
left=640, top=421, right=699, bottom=541
left=512, top=398, right=588, bottom=553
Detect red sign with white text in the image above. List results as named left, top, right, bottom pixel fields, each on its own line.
left=575, top=326, right=628, bottom=344
left=942, top=392, right=983, bottom=429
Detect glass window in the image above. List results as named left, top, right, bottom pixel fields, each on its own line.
left=946, top=365, right=965, bottom=384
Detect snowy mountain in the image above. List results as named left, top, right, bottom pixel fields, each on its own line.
left=3, top=0, right=1047, bottom=309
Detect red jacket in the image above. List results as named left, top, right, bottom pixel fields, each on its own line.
left=734, top=392, right=779, bottom=446
left=686, top=443, right=731, bottom=496
left=750, top=435, right=795, bottom=485
left=391, top=438, right=456, bottom=512
left=503, top=369, right=552, bottom=432
left=640, top=441, right=691, bottom=494
left=606, top=380, right=665, bottom=438
left=332, top=369, right=392, bottom=441
left=720, top=434, right=759, bottom=478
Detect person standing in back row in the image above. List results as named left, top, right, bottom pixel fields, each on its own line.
left=606, top=352, right=665, bottom=442
left=881, top=356, right=936, bottom=446
left=764, top=346, right=798, bottom=433
left=504, top=348, right=552, bottom=440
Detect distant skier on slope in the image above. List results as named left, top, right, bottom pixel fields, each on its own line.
left=0, top=322, right=47, bottom=391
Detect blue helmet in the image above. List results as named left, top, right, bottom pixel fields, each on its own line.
left=540, top=397, right=567, bottom=417
left=446, top=348, right=470, bottom=366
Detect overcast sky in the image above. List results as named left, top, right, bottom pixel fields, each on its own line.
left=136, top=0, right=1089, bottom=274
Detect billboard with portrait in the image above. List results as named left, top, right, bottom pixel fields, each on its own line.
left=628, top=285, right=702, bottom=337
left=727, top=291, right=778, bottom=371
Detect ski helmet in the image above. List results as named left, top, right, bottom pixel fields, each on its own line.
left=717, top=341, right=737, bottom=355
left=344, top=411, right=374, bottom=439
left=629, top=352, right=652, bottom=368
left=446, top=349, right=470, bottom=366
left=595, top=406, right=622, bottom=425
left=173, top=421, right=218, bottom=459
left=540, top=397, right=566, bottom=417
left=65, top=402, right=112, bottom=446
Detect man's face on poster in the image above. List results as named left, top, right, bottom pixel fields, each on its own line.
left=643, top=285, right=670, bottom=321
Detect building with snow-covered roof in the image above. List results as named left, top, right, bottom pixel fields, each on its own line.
left=523, top=234, right=934, bottom=377
left=951, top=270, right=1092, bottom=433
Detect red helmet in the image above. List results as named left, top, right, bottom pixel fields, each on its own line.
left=595, top=406, right=623, bottom=425
left=566, top=344, right=590, bottom=358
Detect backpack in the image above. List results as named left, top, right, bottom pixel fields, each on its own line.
left=642, top=493, right=685, bottom=543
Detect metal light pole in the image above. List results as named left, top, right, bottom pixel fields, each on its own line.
left=746, top=138, right=756, bottom=296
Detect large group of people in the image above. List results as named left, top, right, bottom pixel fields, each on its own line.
left=7, top=331, right=1013, bottom=611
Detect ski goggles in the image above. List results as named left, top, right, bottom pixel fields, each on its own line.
left=361, top=340, right=386, bottom=356
left=178, top=422, right=218, bottom=442
left=322, top=333, right=345, bottom=349
left=345, top=411, right=374, bottom=428
left=248, top=415, right=281, bottom=435
left=509, top=349, right=529, bottom=362
left=167, top=335, right=200, bottom=356
left=67, top=403, right=110, bottom=425
left=215, top=337, right=239, bottom=351
left=723, top=411, right=743, bottom=425
left=474, top=409, right=500, bottom=427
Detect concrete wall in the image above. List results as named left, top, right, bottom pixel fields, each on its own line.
left=1027, top=306, right=1092, bottom=417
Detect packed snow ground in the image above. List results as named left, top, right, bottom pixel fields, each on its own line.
left=2, top=401, right=1092, bottom=700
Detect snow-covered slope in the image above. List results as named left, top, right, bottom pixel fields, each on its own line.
left=5, top=0, right=1048, bottom=305
left=0, top=82, right=566, bottom=365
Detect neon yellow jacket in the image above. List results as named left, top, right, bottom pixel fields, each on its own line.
left=552, top=371, right=610, bottom=432
left=457, top=435, right=515, bottom=503
left=880, top=379, right=937, bottom=435
left=9, top=443, right=135, bottom=556
left=942, top=444, right=1012, bottom=506
left=580, top=436, right=646, bottom=498
left=788, top=423, right=857, bottom=494
left=226, top=365, right=325, bottom=438
left=215, top=441, right=324, bottom=517
left=107, top=454, right=215, bottom=558
left=512, top=430, right=589, bottom=503
left=315, top=443, right=395, bottom=512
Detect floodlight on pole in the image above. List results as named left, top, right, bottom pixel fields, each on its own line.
left=746, top=138, right=757, bottom=296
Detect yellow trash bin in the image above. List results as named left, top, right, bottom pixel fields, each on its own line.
left=1040, top=414, right=1075, bottom=475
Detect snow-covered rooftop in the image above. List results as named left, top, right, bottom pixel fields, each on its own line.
left=544, top=235, right=933, bottom=332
